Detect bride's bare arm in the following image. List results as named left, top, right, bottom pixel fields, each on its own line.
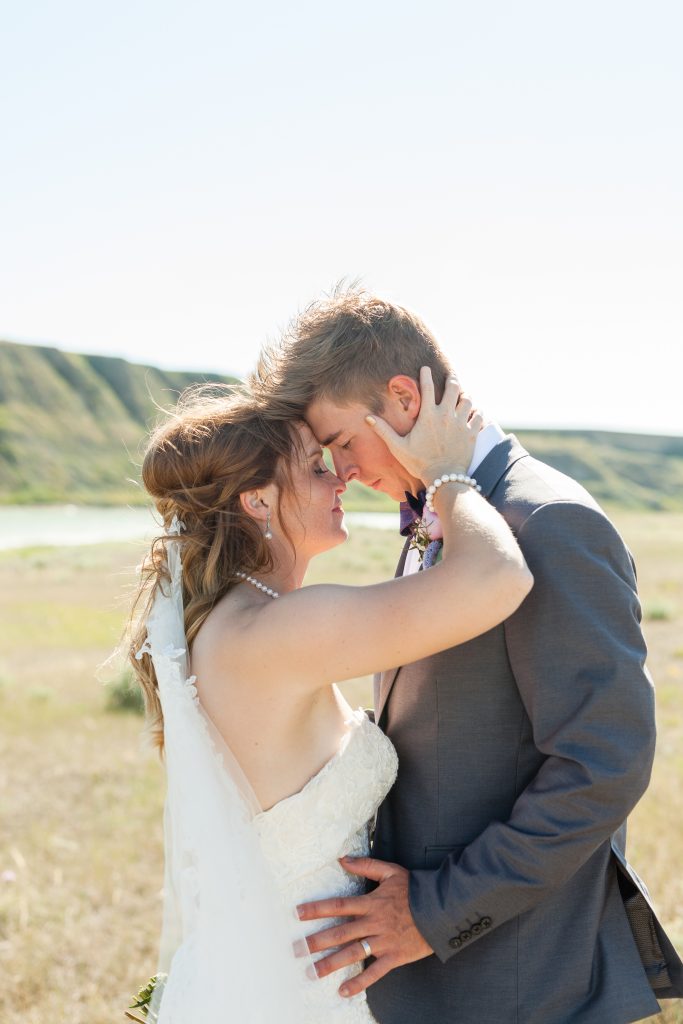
left=241, top=486, right=531, bottom=685
left=232, top=370, right=533, bottom=687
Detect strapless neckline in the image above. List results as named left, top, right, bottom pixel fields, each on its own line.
left=255, top=708, right=369, bottom=818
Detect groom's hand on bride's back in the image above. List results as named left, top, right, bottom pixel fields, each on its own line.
left=296, top=856, right=433, bottom=998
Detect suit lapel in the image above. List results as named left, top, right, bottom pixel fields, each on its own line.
left=374, top=437, right=531, bottom=728
left=394, top=534, right=411, bottom=577
left=374, top=535, right=411, bottom=725
left=473, top=433, right=529, bottom=499
left=376, top=665, right=401, bottom=727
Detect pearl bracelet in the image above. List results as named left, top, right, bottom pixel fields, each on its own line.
left=425, top=472, right=482, bottom=513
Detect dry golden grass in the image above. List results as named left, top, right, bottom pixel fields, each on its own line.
left=0, top=515, right=681, bottom=1023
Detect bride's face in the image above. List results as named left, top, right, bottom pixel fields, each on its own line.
left=276, top=422, right=348, bottom=558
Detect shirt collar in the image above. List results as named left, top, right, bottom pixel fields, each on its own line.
left=468, top=421, right=506, bottom=475
left=399, top=421, right=506, bottom=536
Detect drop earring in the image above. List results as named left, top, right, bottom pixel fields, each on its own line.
left=264, top=510, right=273, bottom=541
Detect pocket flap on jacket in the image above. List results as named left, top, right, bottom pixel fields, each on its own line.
left=424, top=844, right=466, bottom=869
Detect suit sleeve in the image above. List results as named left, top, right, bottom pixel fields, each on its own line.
left=408, top=500, right=656, bottom=962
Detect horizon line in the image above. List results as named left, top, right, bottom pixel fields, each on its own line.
left=2, top=335, right=682, bottom=441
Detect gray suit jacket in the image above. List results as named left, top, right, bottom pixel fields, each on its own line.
left=368, top=436, right=683, bottom=1024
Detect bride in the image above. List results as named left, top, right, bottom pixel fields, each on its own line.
left=128, top=369, right=532, bottom=1022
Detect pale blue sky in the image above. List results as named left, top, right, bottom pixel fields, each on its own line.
left=2, top=0, right=681, bottom=433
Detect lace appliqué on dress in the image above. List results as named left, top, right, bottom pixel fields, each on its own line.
left=255, top=711, right=398, bottom=1024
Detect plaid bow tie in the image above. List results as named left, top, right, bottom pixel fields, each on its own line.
left=399, top=489, right=426, bottom=536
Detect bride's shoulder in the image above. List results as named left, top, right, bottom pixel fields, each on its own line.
left=190, top=590, right=252, bottom=677
left=191, top=588, right=301, bottom=691
left=191, top=589, right=238, bottom=651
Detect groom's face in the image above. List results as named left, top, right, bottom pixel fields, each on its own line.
left=306, top=389, right=421, bottom=503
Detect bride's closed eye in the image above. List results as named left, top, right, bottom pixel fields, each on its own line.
left=313, top=464, right=329, bottom=476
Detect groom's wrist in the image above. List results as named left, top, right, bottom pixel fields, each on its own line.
left=407, top=870, right=452, bottom=962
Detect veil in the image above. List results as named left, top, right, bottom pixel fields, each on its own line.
left=141, top=516, right=309, bottom=1022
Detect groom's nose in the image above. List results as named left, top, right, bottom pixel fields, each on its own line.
left=332, top=450, right=358, bottom=483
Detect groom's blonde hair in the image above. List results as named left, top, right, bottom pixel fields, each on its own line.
left=251, top=286, right=452, bottom=417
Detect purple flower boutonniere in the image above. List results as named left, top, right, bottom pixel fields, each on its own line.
left=408, top=515, right=432, bottom=562
left=408, top=507, right=444, bottom=568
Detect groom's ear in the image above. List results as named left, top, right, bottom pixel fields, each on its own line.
left=385, top=375, right=421, bottom=426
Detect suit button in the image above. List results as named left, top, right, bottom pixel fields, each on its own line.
left=471, top=923, right=482, bottom=935
left=448, top=937, right=462, bottom=949
left=460, top=930, right=472, bottom=941
left=481, top=916, right=492, bottom=929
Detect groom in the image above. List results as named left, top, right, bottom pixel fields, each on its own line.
left=255, top=289, right=683, bottom=1023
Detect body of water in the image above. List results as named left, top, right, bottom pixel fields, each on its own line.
left=0, top=505, right=398, bottom=550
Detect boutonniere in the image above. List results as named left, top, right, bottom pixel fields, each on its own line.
left=408, top=506, right=444, bottom=566
left=125, top=973, right=167, bottom=1022
left=408, top=515, right=432, bottom=562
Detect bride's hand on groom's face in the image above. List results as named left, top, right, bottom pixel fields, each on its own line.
left=366, top=367, right=483, bottom=486
left=296, top=856, right=433, bottom=997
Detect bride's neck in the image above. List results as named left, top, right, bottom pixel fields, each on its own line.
left=250, top=544, right=308, bottom=595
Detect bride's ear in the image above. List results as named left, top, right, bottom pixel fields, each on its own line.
left=239, top=489, right=269, bottom=524
left=239, top=483, right=279, bottom=524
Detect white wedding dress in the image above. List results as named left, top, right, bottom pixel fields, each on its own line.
left=254, top=708, right=398, bottom=1022
left=142, top=524, right=398, bottom=1023
left=155, top=702, right=398, bottom=1024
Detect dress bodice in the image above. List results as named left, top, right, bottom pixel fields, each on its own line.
left=254, top=709, right=398, bottom=1022
left=146, top=542, right=399, bottom=1024
left=255, top=709, right=397, bottom=881
left=156, top=705, right=398, bottom=1024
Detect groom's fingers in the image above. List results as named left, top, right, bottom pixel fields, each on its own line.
left=313, top=939, right=387, bottom=982
left=297, top=893, right=368, bottom=921
left=304, top=919, right=369, bottom=956
left=338, top=954, right=395, bottom=998
left=338, top=855, right=397, bottom=882
left=304, top=864, right=433, bottom=993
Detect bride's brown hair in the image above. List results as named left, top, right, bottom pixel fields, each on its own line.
left=128, top=383, right=301, bottom=755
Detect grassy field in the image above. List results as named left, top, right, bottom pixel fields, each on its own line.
left=0, top=514, right=682, bottom=1023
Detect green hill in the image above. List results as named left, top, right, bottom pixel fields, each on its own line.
left=1, top=339, right=682, bottom=510
left=0, top=339, right=235, bottom=504
left=512, top=429, right=683, bottom=512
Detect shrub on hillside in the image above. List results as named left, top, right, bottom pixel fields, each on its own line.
left=105, top=665, right=145, bottom=714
